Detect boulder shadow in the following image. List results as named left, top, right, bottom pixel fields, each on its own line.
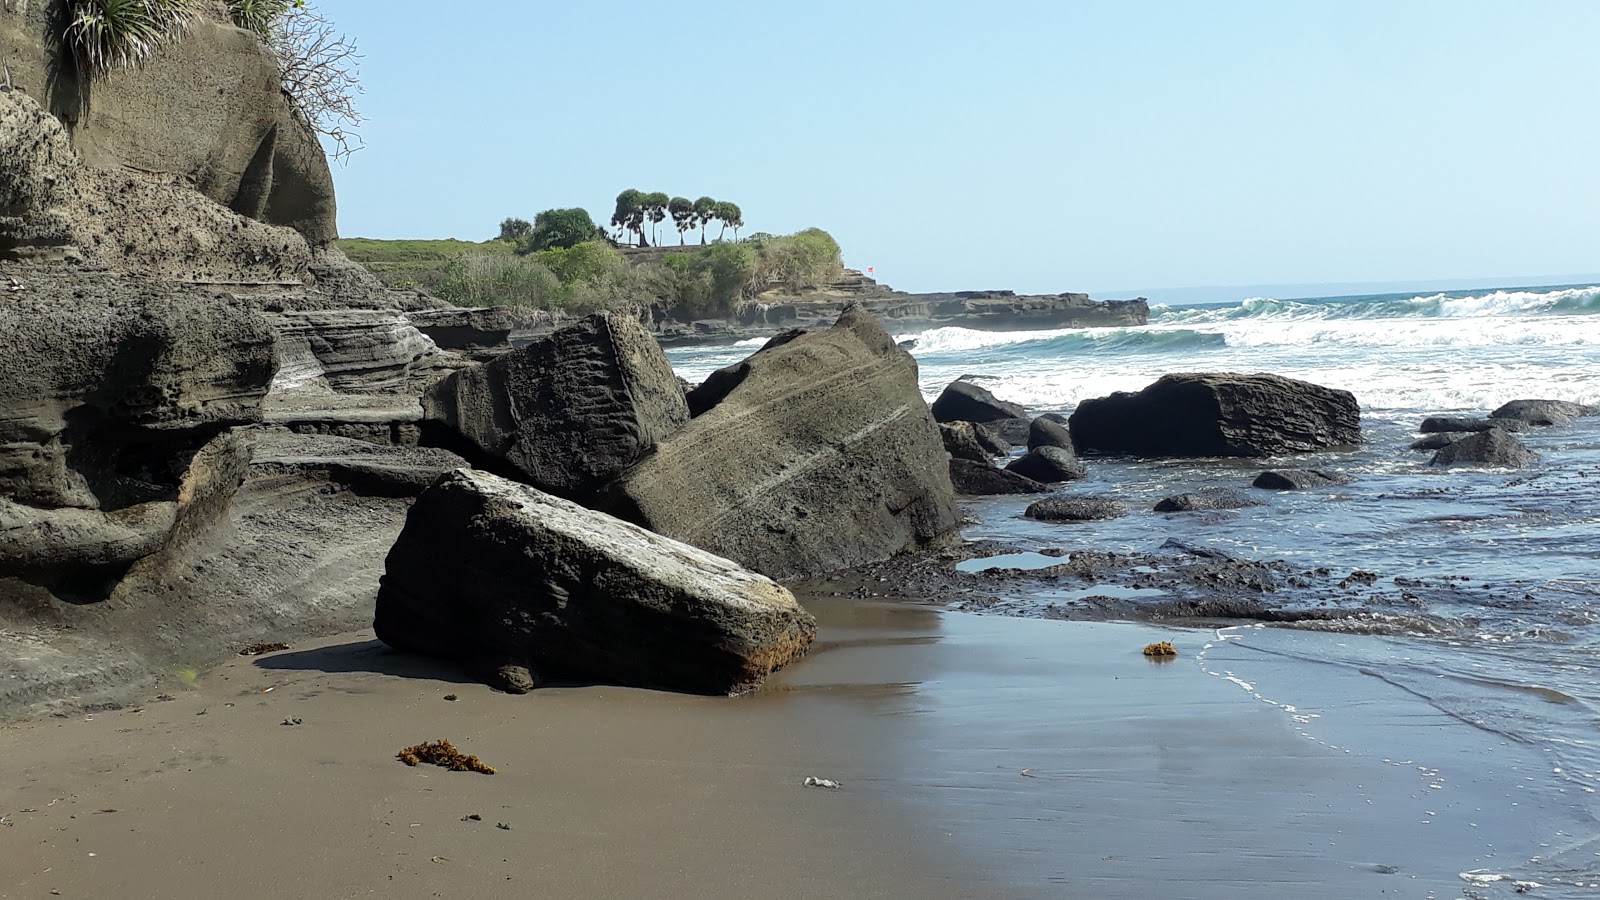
left=252, top=639, right=479, bottom=685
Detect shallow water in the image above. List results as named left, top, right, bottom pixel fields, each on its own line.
left=669, top=281, right=1600, bottom=895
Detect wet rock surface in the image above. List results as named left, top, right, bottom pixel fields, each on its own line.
left=1251, top=469, right=1352, bottom=491
left=1490, top=399, right=1599, bottom=427
left=1154, top=488, right=1266, bottom=513
left=931, top=380, right=1027, bottom=424
left=1429, top=429, right=1539, bottom=468
left=1004, top=446, right=1088, bottom=483
left=1024, top=496, right=1128, bottom=522
left=949, top=459, right=1049, bottom=495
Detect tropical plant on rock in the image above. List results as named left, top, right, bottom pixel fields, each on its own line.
left=65, top=0, right=200, bottom=75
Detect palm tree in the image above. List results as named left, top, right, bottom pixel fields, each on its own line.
left=642, top=192, right=670, bottom=246
left=668, top=196, right=694, bottom=245
left=713, top=201, right=742, bottom=241
left=692, top=196, right=717, bottom=244
left=611, top=189, right=645, bottom=246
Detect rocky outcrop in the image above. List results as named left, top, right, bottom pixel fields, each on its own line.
left=1251, top=469, right=1351, bottom=491
left=1069, top=373, right=1361, bottom=458
left=1420, top=416, right=1519, bottom=434
left=1004, top=446, right=1087, bottom=483
left=424, top=313, right=688, bottom=502
left=948, top=459, right=1048, bottom=495
left=1025, top=497, right=1128, bottom=522
left=1, top=2, right=337, bottom=243
left=374, top=470, right=816, bottom=695
left=1154, top=488, right=1265, bottom=513
left=1410, top=432, right=1469, bottom=452
left=1028, top=417, right=1073, bottom=451
left=1490, top=399, right=1599, bottom=427
left=607, top=306, right=958, bottom=580
left=939, top=422, right=992, bottom=463
left=406, top=306, right=546, bottom=361
left=1429, top=430, right=1538, bottom=468
left=931, top=380, right=1027, bottom=424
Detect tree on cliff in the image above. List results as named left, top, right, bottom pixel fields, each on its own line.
left=642, top=192, right=670, bottom=246
left=611, top=189, right=647, bottom=246
left=524, top=208, right=602, bottom=252
left=692, top=197, right=717, bottom=244
left=668, top=197, right=695, bottom=246
left=714, top=201, right=743, bottom=241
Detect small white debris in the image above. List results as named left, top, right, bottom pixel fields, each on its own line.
left=802, top=777, right=841, bottom=789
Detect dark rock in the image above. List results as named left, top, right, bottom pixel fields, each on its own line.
left=1069, top=373, right=1360, bottom=458
left=1420, top=416, right=1520, bottom=434
left=1429, top=430, right=1538, bottom=468
left=246, top=429, right=467, bottom=497
left=1005, top=446, right=1088, bottom=483
left=1028, top=417, right=1074, bottom=451
left=1251, top=469, right=1352, bottom=491
left=374, top=470, right=816, bottom=695
left=939, top=422, right=991, bottom=463
left=1024, top=497, right=1127, bottom=522
left=1154, top=488, right=1265, bottom=513
left=931, top=380, right=1027, bottom=424
left=987, top=417, right=1034, bottom=445
left=1410, top=433, right=1470, bottom=451
left=607, top=306, right=958, bottom=580
left=1489, top=399, right=1599, bottom=427
left=424, top=312, right=688, bottom=501
left=476, top=661, right=540, bottom=695
left=949, top=459, right=1049, bottom=495
left=1158, top=539, right=1236, bottom=561
left=972, top=423, right=1012, bottom=456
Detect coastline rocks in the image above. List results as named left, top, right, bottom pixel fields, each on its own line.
left=939, top=422, right=992, bottom=463
left=1069, top=373, right=1360, bottom=458
left=1490, top=399, right=1598, bottom=427
left=607, top=306, right=958, bottom=580
left=931, top=380, right=1027, bottom=424
left=1251, top=469, right=1352, bottom=491
left=1024, top=496, right=1128, bottom=522
left=374, top=470, right=816, bottom=695
left=1428, top=429, right=1538, bottom=469
left=424, top=313, right=688, bottom=501
left=1004, top=446, right=1088, bottom=483
left=1154, top=488, right=1265, bottom=513
left=1027, top=417, right=1074, bottom=452
left=1410, top=433, right=1469, bottom=452
left=973, top=423, right=1013, bottom=456
left=1420, top=416, right=1520, bottom=434
left=949, top=459, right=1049, bottom=495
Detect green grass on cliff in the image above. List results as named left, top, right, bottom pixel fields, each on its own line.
left=336, top=237, right=513, bottom=291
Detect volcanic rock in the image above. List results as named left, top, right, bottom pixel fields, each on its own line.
left=1154, top=488, right=1266, bottom=513
left=374, top=470, right=816, bottom=695
left=424, top=312, right=688, bottom=501
left=1024, top=497, right=1128, bottom=522
left=1027, top=416, right=1074, bottom=451
left=1004, top=446, right=1088, bottom=483
left=931, top=380, right=1026, bottom=424
left=1420, top=416, right=1520, bottom=434
left=939, top=422, right=992, bottom=463
left=1429, top=430, right=1538, bottom=468
left=1251, top=469, right=1352, bottom=491
left=949, top=459, right=1049, bottom=495
left=1069, top=373, right=1360, bottom=458
left=1489, top=399, right=1599, bottom=427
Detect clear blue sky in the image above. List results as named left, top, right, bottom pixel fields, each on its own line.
left=322, top=0, right=1599, bottom=296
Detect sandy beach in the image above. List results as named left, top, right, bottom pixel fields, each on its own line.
left=0, top=593, right=1564, bottom=898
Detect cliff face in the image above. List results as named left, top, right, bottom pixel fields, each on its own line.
left=0, top=0, right=337, bottom=243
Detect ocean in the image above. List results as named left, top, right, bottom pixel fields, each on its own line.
left=667, top=282, right=1600, bottom=894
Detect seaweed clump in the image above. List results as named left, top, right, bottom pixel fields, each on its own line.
left=1142, top=641, right=1178, bottom=658
left=396, top=739, right=496, bottom=775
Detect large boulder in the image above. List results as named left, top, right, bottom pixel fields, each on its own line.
left=374, top=470, right=816, bottom=695
left=1490, top=399, right=1598, bottom=427
left=1409, top=432, right=1469, bottom=452
left=607, top=306, right=957, bottom=580
left=931, top=380, right=1026, bottom=424
left=1027, top=416, right=1074, bottom=451
left=1420, top=416, right=1519, bottom=434
left=939, top=422, right=991, bottom=463
left=1004, top=446, right=1087, bottom=483
left=1429, top=430, right=1538, bottom=468
left=949, top=459, right=1048, bottom=495
left=1069, top=373, right=1360, bottom=458
left=424, top=312, right=688, bottom=501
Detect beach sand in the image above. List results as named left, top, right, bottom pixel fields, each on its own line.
left=0, top=596, right=1560, bottom=898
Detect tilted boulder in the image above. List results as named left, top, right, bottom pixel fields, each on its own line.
left=1004, top=446, right=1087, bottom=483
left=424, top=313, right=688, bottom=501
left=949, top=459, right=1048, bottom=495
left=1490, top=399, right=1598, bottom=427
left=973, top=423, right=1013, bottom=456
left=1409, top=432, right=1469, bottom=452
left=931, top=380, right=1027, bottom=424
left=1429, top=430, right=1538, bottom=468
left=607, top=306, right=958, bottom=580
left=1069, top=373, right=1360, bottom=458
left=374, top=470, right=816, bottom=695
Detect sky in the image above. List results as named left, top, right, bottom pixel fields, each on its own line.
left=321, top=0, right=1600, bottom=297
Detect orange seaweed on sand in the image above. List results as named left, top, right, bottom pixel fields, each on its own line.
left=396, top=739, right=496, bottom=775
left=1142, top=641, right=1178, bottom=658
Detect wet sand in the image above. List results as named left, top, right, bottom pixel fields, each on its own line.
left=0, top=597, right=1562, bottom=897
